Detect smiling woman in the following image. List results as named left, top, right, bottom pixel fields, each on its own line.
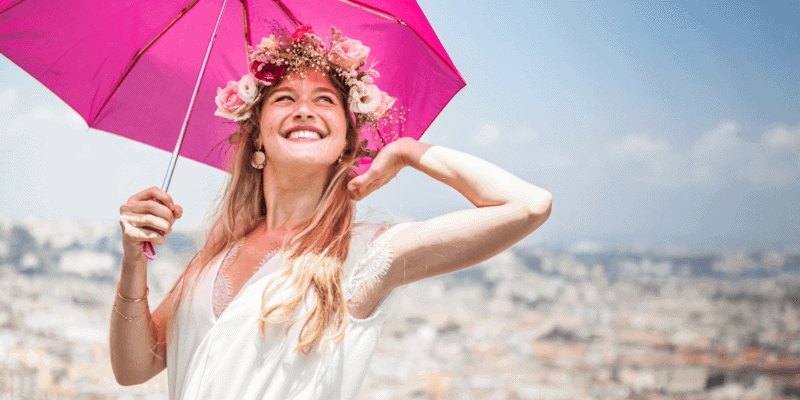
left=110, top=24, right=552, bottom=400
left=257, top=70, right=350, bottom=171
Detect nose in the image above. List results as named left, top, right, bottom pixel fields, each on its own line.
left=292, top=99, right=315, bottom=121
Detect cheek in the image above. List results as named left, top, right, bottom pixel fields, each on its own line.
left=260, top=113, right=280, bottom=137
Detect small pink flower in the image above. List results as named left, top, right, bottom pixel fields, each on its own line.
left=373, top=91, right=396, bottom=118
left=251, top=61, right=286, bottom=85
left=330, top=38, right=370, bottom=71
left=214, top=81, right=252, bottom=121
left=289, top=25, right=314, bottom=42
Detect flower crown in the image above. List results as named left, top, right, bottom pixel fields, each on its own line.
left=214, top=25, right=399, bottom=131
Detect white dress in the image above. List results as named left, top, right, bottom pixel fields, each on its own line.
left=166, top=222, right=413, bottom=400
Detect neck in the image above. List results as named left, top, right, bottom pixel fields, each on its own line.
left=260, top=162, right=332, bottom=232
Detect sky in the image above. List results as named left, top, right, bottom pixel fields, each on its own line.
left=1, top=0, right=799, bottom=252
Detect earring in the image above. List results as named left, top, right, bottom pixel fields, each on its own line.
left=251, top=146, right=266, bottom=169
left=338, top=153, right=343, bottom=164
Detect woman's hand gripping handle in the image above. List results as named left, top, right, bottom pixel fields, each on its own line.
left=119, top=187, right=183, bottom=261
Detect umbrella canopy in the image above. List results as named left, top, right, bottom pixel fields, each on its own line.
left=0, top=0, right=465, bottom=177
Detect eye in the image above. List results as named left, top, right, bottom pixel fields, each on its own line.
left=317, top=95, right=335, bottom=104
left=274, top=95, right=293, bottom=102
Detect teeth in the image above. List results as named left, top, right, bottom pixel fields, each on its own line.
left=287, top=130, right=322, bottom=140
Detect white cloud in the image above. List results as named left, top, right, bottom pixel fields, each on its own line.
left=471, top=124, right=500, bottom=145
left=603, top=121, right=800, bottom=188
left=743, top=125, right=800, bottom=186
left=689, top=120, right=752, bottom=184
left=761, top=125, right=800, bottom=154
left=605, top=134, right=686, bottom=186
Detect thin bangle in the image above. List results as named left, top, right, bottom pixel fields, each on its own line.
left=113, top=301, right=147, bottom=322
left=117, top=281, right=149, bottom=302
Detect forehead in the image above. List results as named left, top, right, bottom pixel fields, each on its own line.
left=273, top=69, right=335, bottom=92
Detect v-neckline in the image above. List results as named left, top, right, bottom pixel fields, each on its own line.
left=210, top=239, right=282, bottom=323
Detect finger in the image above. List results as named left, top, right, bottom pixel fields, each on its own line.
left=128, top=213, right=171, bottom=235
left=120, top=216, right=167, bottom=245
left=348, top=176, right=364, bottom=190
left=129, top=200, right=175, bottom=227
left=354, top=186, right=371, bottom=201
left=351, top=170, right=376, bottom=189
left=130, top=186, right=176, bottom=211
left=174, top=205, right=183, bottom=219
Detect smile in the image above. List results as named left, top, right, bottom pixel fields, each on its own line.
left=286, top=130, right=323, bottom=140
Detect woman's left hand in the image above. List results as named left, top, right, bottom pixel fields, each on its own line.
left=347, top=139, right=409, bottom=201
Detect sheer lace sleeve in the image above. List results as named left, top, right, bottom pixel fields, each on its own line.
left=344, top=222, right=413, bottom=303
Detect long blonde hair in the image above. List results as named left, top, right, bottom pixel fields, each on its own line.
left=155, top=70, right=363, bottom=357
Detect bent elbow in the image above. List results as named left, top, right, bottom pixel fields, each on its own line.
left=114, top=374, right=135, bottom=387
left=111, top=367, right=145, bottom=387
left=523, top=192, right=552, bottom=228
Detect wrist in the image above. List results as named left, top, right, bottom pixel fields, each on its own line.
left=121, top=252, right=148, bottom=270
left=398, top=137, right=434, bottom=169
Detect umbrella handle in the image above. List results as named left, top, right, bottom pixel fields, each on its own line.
left=142, top=198, right=164, bottom=260
left=143, top=242, right=156, bottom=260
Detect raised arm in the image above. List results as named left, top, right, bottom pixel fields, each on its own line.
left=111, top=187, right=182, bottom=386
left=375, top=138, right=552, bottom=293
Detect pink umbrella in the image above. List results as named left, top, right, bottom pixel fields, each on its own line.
left=0, top=0, right=466, bottom=258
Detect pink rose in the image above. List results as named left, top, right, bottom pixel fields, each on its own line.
left=330, top=38, right=370, bottom=71
left=214, top=81, right=251, bottom=121
left=289, top=25, right=314, bottom=42
left=373, top=91, right=396, bottom=118
left=251, top=61, right=286, bottom=85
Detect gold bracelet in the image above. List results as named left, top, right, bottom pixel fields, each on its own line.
left=113, top=301, right=147, bottom=322
left=117, top=281, right=149, bottom=302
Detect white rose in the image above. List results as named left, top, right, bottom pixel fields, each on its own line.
left=350, top=84, right=382, bottom=114
left=237, top=74, right=260, bottom=104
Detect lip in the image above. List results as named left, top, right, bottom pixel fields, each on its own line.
left=283, top=125, right=326, bottom=139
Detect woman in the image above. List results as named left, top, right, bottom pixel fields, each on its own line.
left=109, top=26, right=552, bottom=399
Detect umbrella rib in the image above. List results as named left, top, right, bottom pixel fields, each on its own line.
left=241, top=0, right=252, bottom=50
left=273, top=0, right=302, bottom=27
left=0, top=0, right=26, bottom=14
left=91, top=0, right=201, bottom=125
left=332, top=0, right=407, bottom=26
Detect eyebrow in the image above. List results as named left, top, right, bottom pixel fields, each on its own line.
left=269, top=86, right=338, bottom=97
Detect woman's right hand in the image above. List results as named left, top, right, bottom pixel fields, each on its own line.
left=119, top=186, right=183, bottom=261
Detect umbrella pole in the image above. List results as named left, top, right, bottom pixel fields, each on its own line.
left=161, top=0, right=230, bottom=193
left=144, top=0, right=229, bottom=260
